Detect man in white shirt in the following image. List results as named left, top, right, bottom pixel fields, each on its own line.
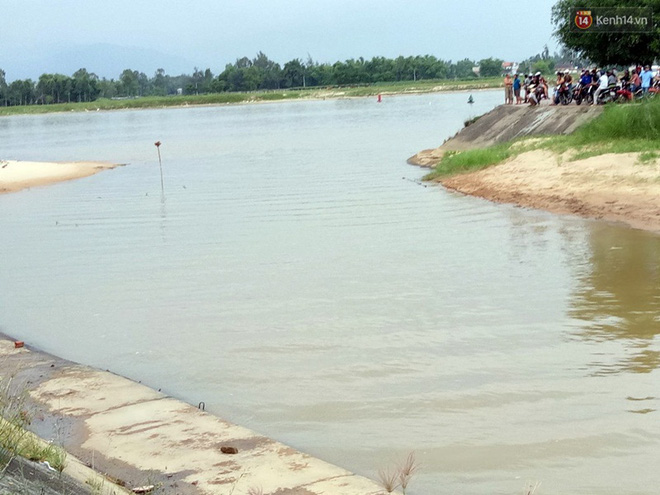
left=593, top=70, right=609, bottom=104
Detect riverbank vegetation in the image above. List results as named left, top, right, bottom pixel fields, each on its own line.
left=0, top=77, right=502, bottom=116
left=425, top=97, right=660, bottom=180
left=0, top=53, right=506, bottom=109
left=1, top=374, right=67, bottom=474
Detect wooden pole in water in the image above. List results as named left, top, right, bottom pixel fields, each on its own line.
left=154, top=141, right=164, bottom=193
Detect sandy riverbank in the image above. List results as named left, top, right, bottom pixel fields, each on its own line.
left=0, top=160, right=120, bottom=194
left=439, top=149, right=660, bottom=233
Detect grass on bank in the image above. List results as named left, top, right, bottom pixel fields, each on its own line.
left=425, top=96, right=660, bottom=180
left=0, top=374, right=67, bottom=474
left=0, top=77, right=502, bottom=117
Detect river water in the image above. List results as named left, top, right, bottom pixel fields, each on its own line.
left=1, top=92, right=659, bottom=494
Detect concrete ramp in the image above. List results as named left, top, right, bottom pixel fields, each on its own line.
left=1, top=338, right=387, bottom=495
left=409, top=104, right=603, bottom=167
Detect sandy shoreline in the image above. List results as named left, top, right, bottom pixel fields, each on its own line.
left=438, top=150, right=660, bottom=234
left=0, top=160, right=120, bottom=194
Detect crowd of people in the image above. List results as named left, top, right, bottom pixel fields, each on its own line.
left=503, top=65, right=660, bottom=106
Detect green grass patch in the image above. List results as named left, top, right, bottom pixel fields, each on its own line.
left=638, top=150, right=659, bottom=163
left=424, top=144, right=514, bottom=180
left=1, top=376, right=67, bottom=473
left=425, top=97, right=660, bottom=180
left=571, top=98, right=660, bottom=143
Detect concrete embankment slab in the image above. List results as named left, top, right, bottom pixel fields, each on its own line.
left=409, top=104, right=603, bottom=167
left=0, top=336, right=387, bottom=494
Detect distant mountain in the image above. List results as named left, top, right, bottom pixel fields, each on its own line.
left=2, top=43, right=201, bottom=81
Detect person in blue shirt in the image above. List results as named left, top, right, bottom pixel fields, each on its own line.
left=578, top=70, right=592, bottom=101
left=513, top=74, right=522, bottom=104
left=640, top=65, right=654, bottom=94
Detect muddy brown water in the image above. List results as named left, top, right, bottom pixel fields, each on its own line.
left=1, top=92, right=659, bottom=494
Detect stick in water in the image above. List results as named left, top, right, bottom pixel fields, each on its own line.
left=155, top=141, right=164, bottom=192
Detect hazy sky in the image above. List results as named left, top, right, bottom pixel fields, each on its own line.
left=2, top=0, right=559, bottom=78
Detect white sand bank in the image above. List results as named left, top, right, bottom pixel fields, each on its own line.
left=0, top=160, right=120, bottom=194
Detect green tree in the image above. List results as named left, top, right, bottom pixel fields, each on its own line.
left=282, top=59, right=305, bottom=88
left=449, top=59, right=477, bottom=79
left=552, top=0, right=660, bottom=65
left=0, top=69, right=8, bottom=106
left=366, top=56, right=395, bottom=82
left=119, top=69, right=139, bottom=97
left=36, top=74, right=71, bottom=103
left=98, top=78, right=118, bottom=99
left=8, top=79, right=35, bottom=105
left=478, top=57, right=504, bottom=77
left=531, top=60, right=553, bottom=75
left=137, top=72, right=150, bottom=96
left=304, top=59, right=333, bottom=86
left=190, top=67, right=213, bottom=94
left=72, top=68, right=100, bottom=102
left=252, top=52, right=282, bottom=89
left=152, top=68, right=167, bottom=96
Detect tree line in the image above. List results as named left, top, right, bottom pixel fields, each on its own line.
left=0, top=53, right=510, bottom=107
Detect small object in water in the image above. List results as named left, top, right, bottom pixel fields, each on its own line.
left=221, top=446, right=238, bottom=454
left=14, top=341, right=24, bottom=349
left=377, top=94, right=382, bottom=103
left=467, top=95, right=474, bottom=104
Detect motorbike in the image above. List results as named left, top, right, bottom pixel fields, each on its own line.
left=615, top=82, right=641, bottom=103
left=574, top=82, right=594, bottom=105
left=596, top=85, right=618, bottom=104
left=556, top=82, right=573, bottom=105
left=527, top=84, right=545, bottom=106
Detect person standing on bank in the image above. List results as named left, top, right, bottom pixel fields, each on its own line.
left=640, top=65, right=654, bottom=94
left=513, top=74, right=522, bottom=104
left=504, top=73, right=513, bottom=104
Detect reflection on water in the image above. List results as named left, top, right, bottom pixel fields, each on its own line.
left=568, top=224, right=660, bottom=375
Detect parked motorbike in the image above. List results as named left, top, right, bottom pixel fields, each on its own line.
left=574, top=83, right=594, bottom=105
left=527, top=84, right=545, bottom=106
left=556, top=83, right=573, bottom=105
left=596, top=86, right=618, bottom=104
left=615, top=82, right=641, bottom=103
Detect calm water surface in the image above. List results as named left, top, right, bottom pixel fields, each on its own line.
left=1, top=92, right=659, bottom=494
